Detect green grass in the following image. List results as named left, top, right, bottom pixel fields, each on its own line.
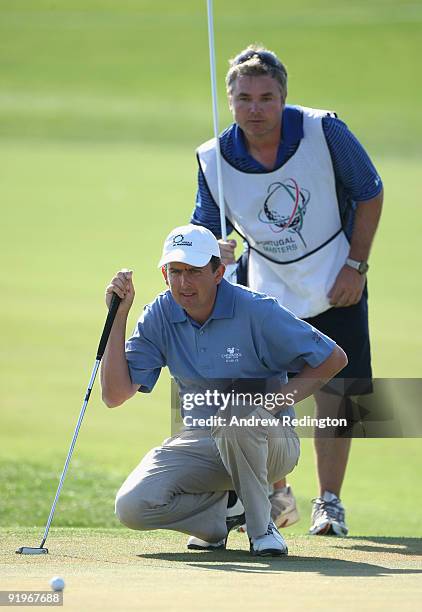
left=1, top=0, right=421, bottom=542
left=2, top=529, right=421, bottom=612
left=0, top=460, right=122, bottom=528
left=2, top=439, right=421, bottom=537
left=0, top=0, right=421, bottom=153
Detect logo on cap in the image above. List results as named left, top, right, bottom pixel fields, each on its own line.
left=172, top=234, right=192, bottom=247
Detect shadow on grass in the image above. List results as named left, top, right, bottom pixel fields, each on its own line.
left=138, top=536, right=422, bottom=575
left=329, top=536, right=422, bottom=557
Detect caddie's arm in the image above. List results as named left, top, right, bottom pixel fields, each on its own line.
left=347, top=189, right=384, bottom=263
left=328, top=189, right=384, bottom=308
left=101, top=270, right=140, bottom=408
left=280, top=344, right=348, bottom=406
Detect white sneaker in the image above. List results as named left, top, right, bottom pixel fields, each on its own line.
left=270, top=486, right=300, bottom=528
left=249, top=521, right=288, bottom=557
left=309, top=491, right=348, bottom=536
left=187, top=536, right=226, bottom=550
left=187, top=493, right=245, bottom=551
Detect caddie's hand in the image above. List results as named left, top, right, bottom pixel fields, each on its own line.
left=328, top=265, right=366, bottom=308
left=218, top=239, right=237, bottom=265
left=105, top=269, right=135, bottom=313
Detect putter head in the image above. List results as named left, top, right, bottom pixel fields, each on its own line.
left=16, top=546, right=48, bottom=555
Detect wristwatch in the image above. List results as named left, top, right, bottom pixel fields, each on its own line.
left=346, top=257, right=369, bottom=275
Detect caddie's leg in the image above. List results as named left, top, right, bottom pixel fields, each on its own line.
left=313, top=390, right=352, bottom=496
left=212, top=407, right=299, bottom=538
left=307, top=289, right=372, bottom=499
left=115, top=429, right=232, bottom=542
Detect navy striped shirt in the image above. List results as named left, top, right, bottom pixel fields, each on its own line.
left=191, top=105, right=383, bottom=239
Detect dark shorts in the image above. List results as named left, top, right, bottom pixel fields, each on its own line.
left=304, top=285, right=372, bottom=396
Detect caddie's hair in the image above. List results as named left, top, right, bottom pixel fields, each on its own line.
left=226, top=44, right=288, bottom=100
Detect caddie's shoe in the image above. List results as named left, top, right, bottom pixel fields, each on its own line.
left=269, top=485, right=300, bottom=528
left=187, top=491, right=245, bottom=551
left=309, top=491, right=348, bottom=536
left=239, top=485, right=299, bottom=533
left=249, top=521, right=288, bottom=557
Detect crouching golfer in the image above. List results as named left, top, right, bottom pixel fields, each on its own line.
left=101, top=224, right=347, bottom=556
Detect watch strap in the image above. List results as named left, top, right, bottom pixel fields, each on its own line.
left=346, top=258, right=369, bottom=274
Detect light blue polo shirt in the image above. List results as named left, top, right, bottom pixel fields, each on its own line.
left=125, top=279, right=336, bottom=425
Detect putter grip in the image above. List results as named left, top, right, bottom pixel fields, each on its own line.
left=96, top=293, right=122, bottom=360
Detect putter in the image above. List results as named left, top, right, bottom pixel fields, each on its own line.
left=206, top=0, right=237, bottom=283
left=16, top=292, right=122, bottom=555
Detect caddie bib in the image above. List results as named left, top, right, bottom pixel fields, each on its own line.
left=197, top=106, right=350, bottom=318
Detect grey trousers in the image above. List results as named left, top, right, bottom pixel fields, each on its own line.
left=115, top=407, right=300, bottom=540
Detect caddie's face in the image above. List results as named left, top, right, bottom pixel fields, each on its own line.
left=162, top=261, right=225, bottom=324
left=229, top=75, right=284, bottom=140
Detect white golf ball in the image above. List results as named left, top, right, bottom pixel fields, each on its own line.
left=49, top=576, right=65, bottom=591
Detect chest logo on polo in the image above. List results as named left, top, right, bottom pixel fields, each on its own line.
left=257, top=178, right=310, bottom=249
left=221, top=346, right=242, bottom=363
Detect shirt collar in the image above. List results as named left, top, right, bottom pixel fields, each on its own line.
left=210, top=278, right=236, bottom=320
left=168, top=278, right=235, bottom=324
left=232, top=105, right=304, bottom=160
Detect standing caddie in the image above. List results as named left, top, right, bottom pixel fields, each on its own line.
left=100, top=224, right=347, bottom=555
left=191, top=44, right=384, bottom=535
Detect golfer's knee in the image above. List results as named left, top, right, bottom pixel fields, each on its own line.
left=115, top=482, right=169, bottom=530
left=115, top=491, right=151, bottom=530
left=115, top=492, right=140, bottom=529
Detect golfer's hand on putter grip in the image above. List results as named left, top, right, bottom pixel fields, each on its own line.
left=106, top=269, right=135, bottom=314
left=218, top=239, right=236, bottom=265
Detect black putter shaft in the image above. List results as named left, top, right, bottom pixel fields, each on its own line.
left=16, top=292, right=122, bottom=555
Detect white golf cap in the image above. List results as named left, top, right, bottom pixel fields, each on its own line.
left=158, top=224, right=221, bottom=268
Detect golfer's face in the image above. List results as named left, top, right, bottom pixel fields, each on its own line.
left=164, top=262, right=223, bottom=323
left=229, top=75, right=284, bottom=139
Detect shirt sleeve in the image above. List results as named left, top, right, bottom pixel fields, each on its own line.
left=258, top=302, right=336, bottom=373
left=322, top=115, right=383, bottom=202
left=190, top=169, right=235, bottom=238
left=125, top=305, right=166, bottom=393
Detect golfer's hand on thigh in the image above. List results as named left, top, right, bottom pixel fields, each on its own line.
left=106, top=269, right=135, bottom=313
left=218, top=239, right=237, bottom=265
